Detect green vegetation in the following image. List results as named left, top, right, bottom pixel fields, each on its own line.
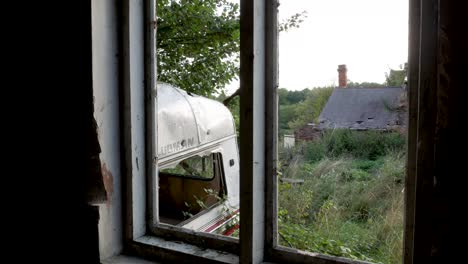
left=278, top=86, right=334, bottom=136
left=157, top=0, right=240, bottom=96
left=304, top=129, right=406, bottom=162
left=287, top=87, right=334, bottom=131
left=157, top=0, right=306, bottom=97
left=278, top=130, right=406, bottom=263
left=385, top=63, right=407, bottom=87
left=346, top=81, right=386, bottom=88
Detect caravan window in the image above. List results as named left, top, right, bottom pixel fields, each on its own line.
left=158, top=152, right=227, bottom=224
left=160, top=153, right=216, bottom=180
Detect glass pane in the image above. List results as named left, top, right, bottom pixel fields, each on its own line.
left=155, top=0, right=240, bottom=237
left=160, top=154, right=215, bottom=180
left=277, top=1, right=408, bottom=263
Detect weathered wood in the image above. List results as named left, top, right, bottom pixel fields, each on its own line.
left=123, top=0, right=147, bottom=241
left=146, top=0, right=159, bottom=230
left=239, top=0, right=267, bottom=263
left=404, top=0, right=420, bottom=263
left=128, top=236, right=238, bottom=264
left=149, top=223, right=239, bottom=255
left=412, top=0, right=438, bottom=263
left=430, top=1, right=464, bottom=262
left=239, top=0, right=255, bottom=261
left=279, top=178, right=304, bottom=185
left=265, top=0, right=279, bottom=257
left=270, top=246, right=373, bottom=264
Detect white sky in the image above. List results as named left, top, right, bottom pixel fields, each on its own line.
left=226, top=0, right=408, bottom=93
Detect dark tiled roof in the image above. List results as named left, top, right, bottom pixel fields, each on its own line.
left=317, top=87, right=406, bottom=130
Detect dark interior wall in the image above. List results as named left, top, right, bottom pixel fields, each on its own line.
left=408, top=1, right=465, bottom=263
left=57, top=2, right=102, bottom=263
left=429, top=1, right=465, bottom=263
left=22, top=1, right=102, bottom=263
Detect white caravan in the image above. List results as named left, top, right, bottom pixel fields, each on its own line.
left=157, top=82, right=240, bottom=236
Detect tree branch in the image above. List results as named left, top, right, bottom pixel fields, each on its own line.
left=222, top=88, right=240, bottom=106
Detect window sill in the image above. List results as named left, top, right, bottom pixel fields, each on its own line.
left=102, top=254, right=277, bottom=264
left=108, top=236, right=238, bottom=264
left=102, top=254, right=160, bottom=264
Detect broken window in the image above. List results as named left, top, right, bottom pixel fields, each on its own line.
left=158, top=153, right=227, bottom=225
left=160, top=153, right=217, bottom=180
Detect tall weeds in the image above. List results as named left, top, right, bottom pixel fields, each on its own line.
left=278, top=130, right=406, bottom=263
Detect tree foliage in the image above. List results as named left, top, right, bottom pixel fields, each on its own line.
left=278, top=11, right=307, bottom=32
left=385, top=63, right=407, bottom=87
left=157, top=0, right=306, bottom=97
left=279, top=104, right=297, bottom=132
left=287, top=86, right=334, bottom=131
left=278, top=87, right=333, bottom=135
left=157, top=0, right=240, bottom=97
left=278, top=88, right=310, bottom=105
left=346, top=81, right=385, bottom=88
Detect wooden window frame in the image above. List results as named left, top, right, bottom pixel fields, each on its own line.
left=121, top=0, right=436, bottom=263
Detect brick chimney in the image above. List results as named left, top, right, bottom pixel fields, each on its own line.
left=337, top=64, right=347, bottom=88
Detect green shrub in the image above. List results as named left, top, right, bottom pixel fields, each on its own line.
left=278, top=183, right=314, bottom=224
left=340, top=168, right=371, bottom=182
left=351, top=159, right=383, bottom=172
left=304, top=139, right=326, bottom=162
left=278, top=151, right=406, bottom=263
left=303, top=129, right=406, bottom=162
left=279, top=220, right=376, bottom=262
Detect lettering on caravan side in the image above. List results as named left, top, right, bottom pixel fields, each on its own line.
left=159, top=137, right=195, bottom=156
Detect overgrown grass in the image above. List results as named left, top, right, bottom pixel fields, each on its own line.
left=278, top=130, right=406, bottom=263
left=303, top=129, right=406, bottom=162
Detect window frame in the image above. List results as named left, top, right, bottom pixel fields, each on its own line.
left=263, top=1, right=434, bottom=264
left=123, top=0, right=240, bottom=260
left=121, top=0, right=434, bottom=263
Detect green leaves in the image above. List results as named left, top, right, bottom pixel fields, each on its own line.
left=279, top=11, right=308, bottom=32
left=157, top=1, right=306, bottom=97
left=278, top=137, right=406, bottom=263
left=287, top=86, right=334, bottom=131
left=385, top=63, right=407, bottom=87
left=157, top=0, right=240, bottom=96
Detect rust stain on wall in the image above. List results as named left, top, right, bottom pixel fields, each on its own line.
left=101, top=163, right=114, bottom=206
